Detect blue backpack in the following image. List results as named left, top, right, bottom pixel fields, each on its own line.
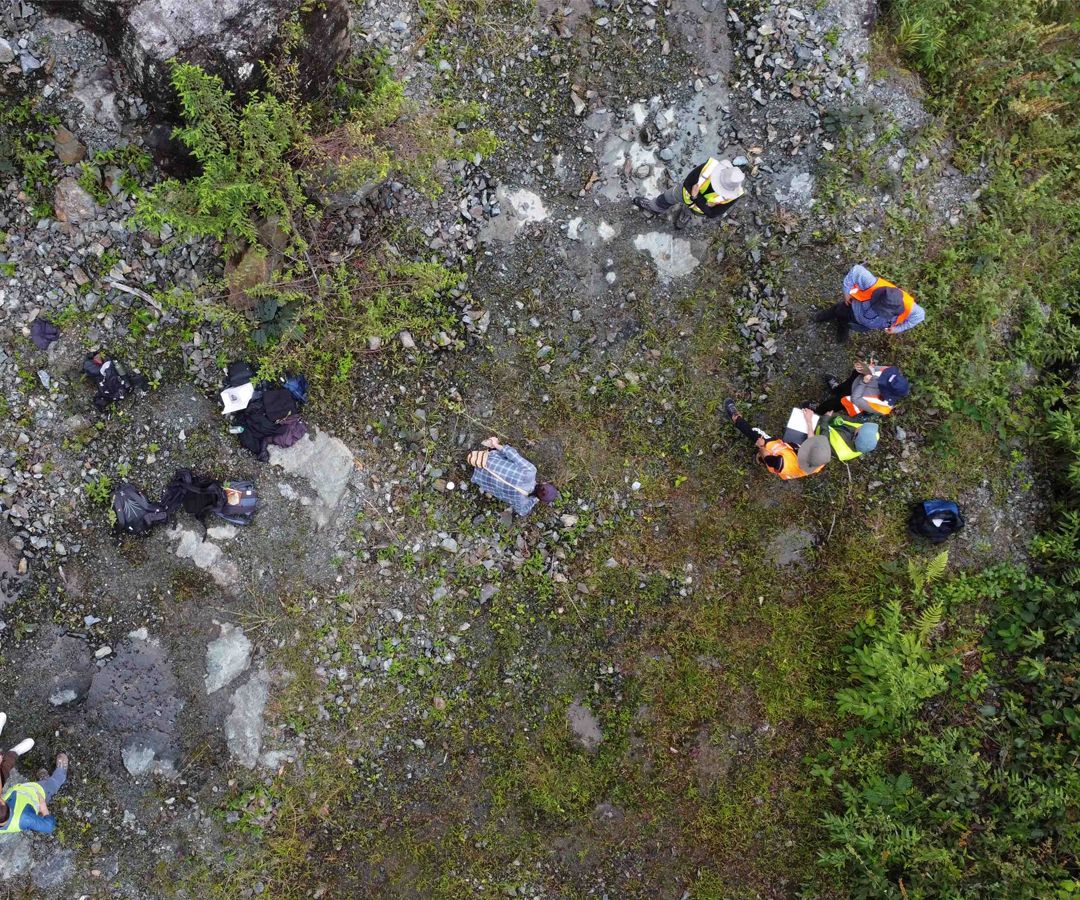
left=283, top=374, right=308, bottom=405
left=908, top=499, right=965, bottom=543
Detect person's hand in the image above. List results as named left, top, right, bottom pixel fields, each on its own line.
left=754, top=437, right=766, bottom=449
left=844, top=296, right=853, bottom=306
left=884, top=325, right=896, bottom=334
left=690, top=183, right=701, bottom=198
left=853, top=359, right=870, bottom=375
left=38, top=800, right=48, bottom=816
left=481, top=436, right=501, bottom=450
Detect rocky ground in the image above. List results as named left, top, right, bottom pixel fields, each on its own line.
left=0, top=0, right=1043, bottom=896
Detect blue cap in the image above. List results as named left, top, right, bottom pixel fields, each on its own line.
left=878, top=367, right=910, bottom=402
left=854, top=423, right=880, bottom=453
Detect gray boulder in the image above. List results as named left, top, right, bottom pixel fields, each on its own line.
left=37, top=0, right=351, bottom=110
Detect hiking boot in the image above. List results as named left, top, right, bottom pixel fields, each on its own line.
left=673, top=205, right=691, bottom=230
left=823, top=374, right=840, bottom=391
left=633, top=197, right=657, bottom=213
left=836, top=321, right=851, bottom=344
left=723, top=398, right=739, bottom=421
left=813, top=307, right=834, bottom=323
left=55, top=753, right=68, bottom=771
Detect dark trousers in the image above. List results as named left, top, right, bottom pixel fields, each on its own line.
left=732, top=417, right=770, bottom=444
left=817, top=301, right=862, bottom=342
left=814, top=372, right=858, bottom=415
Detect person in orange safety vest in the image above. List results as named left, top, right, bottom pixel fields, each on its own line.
left=723, top=399, right=831, bottom=480
left=813, top=265, right=925, bottom=343
left=813, top=359, right=911, bottom=417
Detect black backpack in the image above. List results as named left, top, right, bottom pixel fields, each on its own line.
left=214, top=481, right=258, bottom=525
left=85, top=352, right=148, bottom=410
left=112, top=483, right=168, bottom=535
left=908, top=499, right=965, bottom=544
left=161, top=468, right=227, bottom=519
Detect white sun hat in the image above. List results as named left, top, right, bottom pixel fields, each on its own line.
left=714, top=162, right=746, bottom=199
left=220, top=382, right=255, bottom=415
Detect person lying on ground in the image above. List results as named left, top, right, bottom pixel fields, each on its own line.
left=468, top=437, right=558, bottom=516
left=723, top=399, right=831, bottom=480
left=0, top=752, right=68, bottom=835
left=813, top=359, right=910, bottom=416
left=813, top=265, right=925, bottom=343
left=633, top=157, right=745, bottom=229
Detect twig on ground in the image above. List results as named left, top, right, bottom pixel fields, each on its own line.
left=105, top=279, right=165, bottom=314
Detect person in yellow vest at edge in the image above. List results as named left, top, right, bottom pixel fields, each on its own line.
left=723, top=398, right=831, bottom=480
left=0, top=752, right=68, bottom=835
left=816, top=413, right=880, bottom=462
left=633, top=157, right=745, bottom=229
left=813, top=358, right=911, bottom=417
left=813, top=264, right=925, bottom=343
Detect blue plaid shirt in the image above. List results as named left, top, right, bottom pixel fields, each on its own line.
left=471, top=446, right=539, bottom=516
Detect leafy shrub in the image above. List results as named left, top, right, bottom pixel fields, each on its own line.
left=140, top=57, right=494, bottom=390
left=811, top=554, right=1080, bottom=898
left=84, top=474, right=112, bottom=506
left=0, top=96, right=60, bottom=215
left=135, top=63, right=314, bottom=257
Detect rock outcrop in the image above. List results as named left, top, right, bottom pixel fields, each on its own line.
left=37, top=0, right=351, bottom=111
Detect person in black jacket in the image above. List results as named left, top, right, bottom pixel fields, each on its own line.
left=634, top=157, right=745, bottom=228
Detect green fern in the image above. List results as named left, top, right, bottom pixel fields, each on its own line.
left=835, top=598, right=952, bottom=729
left=924, top=550, right=949, bottom=585
left=910, top=550, right=949, bottom=593
left=915, top=601, right=944, bottom=640
left=135, top=63, right=313, bottom=257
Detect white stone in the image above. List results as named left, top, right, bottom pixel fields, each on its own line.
left=206, top=524, right=238, bottom=541
left=204, top=623, right=252, bottom=694
left=268, top=429, right=355, bottom=530
left=225, top=669, right=271, bottom=769
left=633, top=232, right=700, bottom=279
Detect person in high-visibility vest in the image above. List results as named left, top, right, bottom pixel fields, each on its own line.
left=814, top=359, right=910, bottom=416
left=634, top=158, right=745, bottom=229
left=0, top=752, right=68, bottom=835
left=814, top=265, right=925, bottom=343
left=816, top=413, right=880, bottom=462
left=724, top=399, right=831, bottom=479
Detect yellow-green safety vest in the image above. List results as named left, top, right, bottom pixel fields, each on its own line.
left=681, top=158, right=739, bottom=214
left=818, top=415, right=863, bottom=463
left=0, top=782, right=45, bottom=834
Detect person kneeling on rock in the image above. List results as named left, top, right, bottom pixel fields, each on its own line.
left=634, top=157, right=745, bottom=229
left=468, top=437, right=558, bottom=516
left=0, top=751, right=69, bottom=835
left=723, top=399, right=831, bottom=480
